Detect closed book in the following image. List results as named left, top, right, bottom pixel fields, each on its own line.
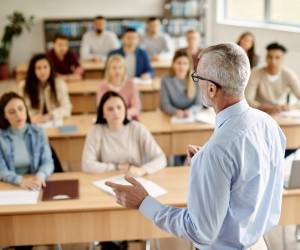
left=42, top=179, right=79, bottom=201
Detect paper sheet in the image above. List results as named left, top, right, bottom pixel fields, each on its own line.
left=279, top=110, right=300, bottom=119
left=94, top=175, right=167, bottom=198
left=0, top=190, right=39, bottom=205
left=171, top=108, right=215, bottom=125
left=37, top=118, right=64, bottom=129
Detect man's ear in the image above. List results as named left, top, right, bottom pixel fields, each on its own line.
left=208, top=83, right=217, bottom=98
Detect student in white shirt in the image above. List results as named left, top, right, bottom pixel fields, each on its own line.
left=80, top=16, right=119, bottom=62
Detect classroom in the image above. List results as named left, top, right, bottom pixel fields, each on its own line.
left=0, top=0, right=300, bottom=250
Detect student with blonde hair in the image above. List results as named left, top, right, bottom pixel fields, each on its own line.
left=160, top=50, right=201, bottom=117
left=96, top=54, right=141, bottom=120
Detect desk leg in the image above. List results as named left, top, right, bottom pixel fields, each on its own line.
left=145, top=240, right=151, bottom=250
left=55, top=244, right=62, bottom=250
left=154, top=239, right=160, bottom=250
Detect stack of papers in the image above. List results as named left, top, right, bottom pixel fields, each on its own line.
left=94, top=175, right=167, bottom=198
left=0, top=190, right=39, bottom=205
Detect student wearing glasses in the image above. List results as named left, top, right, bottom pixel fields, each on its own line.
left=160, top=50, right=202, bottom=117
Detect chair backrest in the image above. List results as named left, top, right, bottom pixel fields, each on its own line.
left=50, top=146, right=64, bottom=173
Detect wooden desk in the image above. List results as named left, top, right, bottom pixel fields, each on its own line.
left=0, top=167, right=188, bottom=246
left=46, top=111, right=300, bottom=171
left=67, top=78, right=161, bottom=114
left=0, top=167, right=299, bottom=246
left=15, top=59, right=171, bottom=81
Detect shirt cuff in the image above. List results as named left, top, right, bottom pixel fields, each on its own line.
left=138, top=195, right=165, bottom=221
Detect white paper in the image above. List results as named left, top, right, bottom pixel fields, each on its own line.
left=132, top=78, right=152, bottom=85
left=279, top=110, right=300, bottom=119
left=37, top=118, right=64, bottom=129
left=171, top=108, right=215, bottom=125
left=0, top=190, right=39, bottom=205
left=94, top=175, right=167, bottom=198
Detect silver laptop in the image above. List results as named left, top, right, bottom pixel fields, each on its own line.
left=284, top=160, right=300, bottom=189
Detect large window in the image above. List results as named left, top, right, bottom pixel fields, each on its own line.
left=221, top=0, right=300, bottom=29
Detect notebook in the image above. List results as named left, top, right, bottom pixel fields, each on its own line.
left=42, top=179, right=79, bottom=201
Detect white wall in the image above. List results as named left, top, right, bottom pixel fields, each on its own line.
left=209, top=0, right=300, bottom=77
left=0, top=0, right=163, bottom=69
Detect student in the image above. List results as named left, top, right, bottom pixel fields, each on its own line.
left=140, top=17, right=174, bottom=61
left=160, top=50, right=201, bottom=117
left=82, top=91, right=166, bottom=176
left=80, top=15, right=119, bottom=62
left=237, top=31, right=258, bottom=68
left=20, top=53, right=72, bottom=124
left=0, top=92, right=54, bottom=189
left=96, top=54, right=141, bottom=119
left=245, top=42, right=300, bottom=114
left=108, top=27, right=153, bottom=79
left=46, top=33, right=83, bottom=80
left=178, top=29, right=203, bottom=69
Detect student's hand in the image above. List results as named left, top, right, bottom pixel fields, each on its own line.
left=31, top=115, right=48, bottom=124
left=20, top=176, right=45, bottom=190
left=151, top=55, right=160, bottom=62
left=118, top=163, right=130, bottom=171
left=128, top=166, right=147, bottom=177
left=183, top=110, right=192, bottom=117
left=260, top=104, right=284, bottom=114
left=105, top=175, right=149, bottom=208
left=175, top=109, right=185, bottom=118
left=186, top=144, right=201, bottom=163
left=280, top=105, right=290, bottom=112
left=140, top=73, right=150, bottom=80
left=42, top=113, right=53, bottom=122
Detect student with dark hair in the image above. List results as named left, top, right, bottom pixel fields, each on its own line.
left=237, top=32, right=258, bottom=68
left=160, top=50, right=201, bottom=117
left=0, top=92, right=54, bottom=188
left=80, top=15, right=119, bottom=62
left=140, top=17, right=174, bottom=61
left=246, top=42, right=300, bottom=114
left=108, top=27, right=153, bottom=79
left=46, top=33, right=83, bottom=80
left=19, top=53, right=72, bottom=124
left=82, top=91, right=166, bottom=176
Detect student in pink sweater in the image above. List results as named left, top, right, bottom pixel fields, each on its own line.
left=96, top=54, right=141, bottom=119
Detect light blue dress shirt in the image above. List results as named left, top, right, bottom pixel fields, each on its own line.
left=139, top=99, right=286, bottom=250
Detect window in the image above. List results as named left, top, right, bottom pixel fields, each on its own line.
left=220, top=0, right=300, bottom=29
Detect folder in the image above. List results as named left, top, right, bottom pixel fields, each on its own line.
left=42, top=179, right=79, bottom=201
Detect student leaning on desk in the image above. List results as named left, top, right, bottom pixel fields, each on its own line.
left=0, top=92, right=54, bottom=190
left=18, top=53, right=72, bottom=124
left=107, top=43, right=286, bottom=250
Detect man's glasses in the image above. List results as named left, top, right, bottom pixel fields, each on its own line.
left=191, top=72, right=222, bottom=88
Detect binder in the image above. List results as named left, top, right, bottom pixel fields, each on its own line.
left=42, top=179, right=79, bottom=201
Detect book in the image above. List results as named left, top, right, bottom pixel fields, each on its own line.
left=42, top=179, right=79, bottom=201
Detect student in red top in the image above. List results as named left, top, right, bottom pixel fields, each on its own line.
left=46, top=33, right=83, bottom=81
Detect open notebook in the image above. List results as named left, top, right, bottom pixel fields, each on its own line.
left=94, top=175, right=167, bottom=198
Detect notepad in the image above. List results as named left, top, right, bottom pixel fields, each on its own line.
left=42, top=179, right=79, bottom=201
left=0, top=190, right=39, bottom=205
left=94, top=175, right=167, bottom=198
left=171, top=108, right=215, bottom=125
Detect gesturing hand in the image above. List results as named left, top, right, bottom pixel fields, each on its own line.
left=105, top=175, right=149, bottom=209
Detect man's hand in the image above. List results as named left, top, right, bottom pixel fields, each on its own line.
left=105, top=175, right=149, bottom=208
left=186, top=144, right=201, bottom=163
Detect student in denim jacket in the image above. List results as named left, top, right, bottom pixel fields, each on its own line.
left=0, top=92, right=54, bottom=190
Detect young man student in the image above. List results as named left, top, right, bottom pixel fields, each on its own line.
left=80, top=15, right=119, bottom=63
left=108, top=27, right=153, bottom=80
left=47, top=33, right=83, bottom=81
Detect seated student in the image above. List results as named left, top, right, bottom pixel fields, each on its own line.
left=80, top=15, right=119, bottom=62
left=20, top=53, right=72, bottom=124
left=237, top=31, right=258, bottom=68
left=245, top=42, right=300, bottom=114
left=108, top=27, right=153, bottom=80
left=96, top=54, right=141, bottom=119
left=82, top=91, right=166, bottom=176
left=178, top=29, right=203, bottom=69
left=140, top=17, right=174, bottom=61
left=0, top=92, right=54, bottom=189
left=160, top=50, right=201, bottom=117
left=46, top=33, right=83, bottom=81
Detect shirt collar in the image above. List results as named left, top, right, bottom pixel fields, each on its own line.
left=215, top=99, right=249, bottom=129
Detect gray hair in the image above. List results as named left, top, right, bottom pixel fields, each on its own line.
left=198, top=43, right=251, bottom=97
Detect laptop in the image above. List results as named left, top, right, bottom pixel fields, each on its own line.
left=284, top=160, right=300, bottom=189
